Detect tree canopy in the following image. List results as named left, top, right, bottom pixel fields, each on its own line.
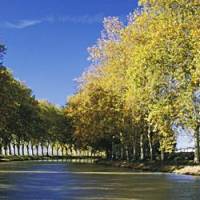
left=0, top=0, right=199, bottom=163
left=66, top=0, right=200, bottom=162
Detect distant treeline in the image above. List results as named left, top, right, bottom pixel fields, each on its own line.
left=0, top=64, right=100, bottom=158
left=0, top=63, right=73, bottom=156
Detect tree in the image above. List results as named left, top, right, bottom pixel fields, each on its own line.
left=66, top=0, right=200, bottom=163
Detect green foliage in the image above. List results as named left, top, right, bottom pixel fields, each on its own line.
left=0, top=67, right=72, bottom=155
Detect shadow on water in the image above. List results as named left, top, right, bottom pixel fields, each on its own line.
left=0, top=161, right=200, bottom=200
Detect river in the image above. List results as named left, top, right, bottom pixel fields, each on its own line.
left=0, top=161, right=199, bottom=200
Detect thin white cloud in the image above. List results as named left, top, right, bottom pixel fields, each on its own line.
left=5, top=19, right=42, bottom=29
left=59, top=14, right=104, bottom=24
left=2, top=14, right=105, bottom=29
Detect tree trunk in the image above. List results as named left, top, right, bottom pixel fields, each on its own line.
left=125, top=145, right=129, bottom=161
left=17, top=144, right=20, bottom=156
left=21, top=144, right=25, bottom=156
left=13, top=144, right=16, bottom=156
left=194, top=125, right=200, bottom=164
left=4, top=146, right=7, bottom=156
left=106, top=149, right=112, bottom=160
left=41, top=145, right=44, bottom=156
left=31, top=144, right=34, bottom=156
left=111, top=141, right=114, bottom=160
left=140, top=134, right=144, bottom=160
left=115, top=145, right=119, bottom=160
left=147, top=126, right=153, bottom=161
left=120, top=145, right=124, bottom=160
left=57, top=147, right=59, bottom=156
left=36, top=145, right=39, bottom=156
left=61, top=147, right=64, bottom=156
left=26, top=144, right=30, bottom=156
left=46, top=144, right=49, bottom=156
left=8, top=143, right=12, bottom=155
left=70, top=146, right=73, bottom=156
left=160, top=149, right=165, bottom=162
left=132, top=139, right=136, bottom=161
left=65, top=147, right=68, bottom=156
left=51, top=145, right=54, bottom=156
left=0, top=144, right=2, bottom=155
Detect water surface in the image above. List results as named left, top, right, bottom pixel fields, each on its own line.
left=0, top=161, right=199, bottom=200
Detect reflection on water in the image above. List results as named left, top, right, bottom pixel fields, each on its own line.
left=0, top=161, right=199, bottom=200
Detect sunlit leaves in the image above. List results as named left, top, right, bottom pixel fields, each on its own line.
left=66, top=0, right=200, bottom=157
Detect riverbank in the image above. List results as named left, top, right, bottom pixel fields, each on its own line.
left=0, top=155, right=100, bottom=162
left=96, top=159, right=200, bottom=176
left=1, top=156, right=200, bottom=176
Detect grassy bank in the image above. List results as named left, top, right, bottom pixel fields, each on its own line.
left=96, top=159, right=200, bottom=176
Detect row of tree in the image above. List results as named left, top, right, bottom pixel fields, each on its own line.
left=0, top=44, right=74, bottom=156
left=65, top=0, right=200, bottom=163
left=1, top=0, right=200, bottom=163
left=0, top=45, right=100, bottom=158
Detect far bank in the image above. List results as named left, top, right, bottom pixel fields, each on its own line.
left=96, top=159, right=200, bottom=176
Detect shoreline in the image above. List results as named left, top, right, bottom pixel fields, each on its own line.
left=1, top=156, right=200, bottom=176
left=95, top=159, right=200, bottom=176
left=0, top=155, right=99, bottom=162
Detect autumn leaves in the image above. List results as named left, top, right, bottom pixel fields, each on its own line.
left=66, top=0, right=200, bottom=162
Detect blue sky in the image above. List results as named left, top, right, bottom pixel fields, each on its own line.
left=0, top=0, right=138, bottom=106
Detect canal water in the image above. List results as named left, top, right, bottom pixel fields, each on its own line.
left=0, top=161, right=199, bottom=200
